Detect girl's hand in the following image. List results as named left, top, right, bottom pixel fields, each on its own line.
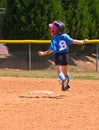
left=38, top=51, right=44, bottom=56
left=83, top=39, right=88, bottom=44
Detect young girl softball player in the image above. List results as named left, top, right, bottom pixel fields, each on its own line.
left=38, top=20, right=88, bottom=91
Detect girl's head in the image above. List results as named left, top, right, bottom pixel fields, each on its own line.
left=49, top=21, right=65, bottom=36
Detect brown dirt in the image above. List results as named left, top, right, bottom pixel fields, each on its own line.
left=0, top=77, right=99, bottom=130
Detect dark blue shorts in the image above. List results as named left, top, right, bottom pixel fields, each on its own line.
left=54, top=52, right=69, bottom=65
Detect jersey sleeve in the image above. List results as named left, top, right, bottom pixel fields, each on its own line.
left=49, top=43, right=54, bottom=50
left=49, top=38, right=55, bottom=51
left=65, top=34, right=73, bottom=45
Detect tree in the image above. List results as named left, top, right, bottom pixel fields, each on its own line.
left=0, top=8, right=5, bottom=39
left=1, top=0, right=99, bottom=53
left=82, top=0, right=99, bottom=54
left=2, top=0, right=65, bottom=51
left=0, top=0, right=6, bottom=8
left=2, top=0, right=65, bottom=40
left=62, top=0, right=99, bottom=54
left=0, top=0, right=6, bottom=39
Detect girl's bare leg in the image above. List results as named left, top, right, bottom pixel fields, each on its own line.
left=55, top=65, right=68, bottom=75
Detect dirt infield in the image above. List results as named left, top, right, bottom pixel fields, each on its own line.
left=0, top=77, right=99, bottom=130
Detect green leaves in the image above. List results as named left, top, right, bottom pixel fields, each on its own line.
left=0, top=0, right=99, bottom=53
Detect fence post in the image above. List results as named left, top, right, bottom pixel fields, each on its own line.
left=28, top=43, right=32, bottom=70
left=96, top=44, right=98, bottom=72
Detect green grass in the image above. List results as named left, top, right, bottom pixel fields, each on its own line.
left=0, top=69, right=99, bottom=80
left=0, top=69, right=57, bottom=78
left=71, top=75, right=99, bottom=80
left=70, top=71, right=99, bottom=80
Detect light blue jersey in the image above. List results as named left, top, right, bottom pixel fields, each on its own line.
left=49, top=33, right=73, bottom=54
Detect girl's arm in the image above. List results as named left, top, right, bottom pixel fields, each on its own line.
left=72, top=39, right=88, bottom=44
left=38, top=50, right=54, bottom=56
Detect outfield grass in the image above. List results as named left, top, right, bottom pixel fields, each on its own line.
left=0, top=69, right=99, bottom=80
left=70, top=72, right=99, bottom=80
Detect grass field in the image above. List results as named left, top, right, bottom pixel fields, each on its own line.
left=0, top=69, right=99, bottom=80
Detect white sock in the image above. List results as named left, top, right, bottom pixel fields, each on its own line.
left=58, top=72, right=66, bottom=81
left=66, top=74, right=70, bottom=79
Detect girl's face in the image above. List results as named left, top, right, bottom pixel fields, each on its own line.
left=49, top=24, right=58, bottom=36
left=50, top=28, right=55, bottom=36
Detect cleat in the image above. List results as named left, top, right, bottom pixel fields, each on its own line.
left=65, top=84, right=70, bottom=90
left=61, top=80, right=67, bottom=91
left=61, top=80, right=70, bottom=91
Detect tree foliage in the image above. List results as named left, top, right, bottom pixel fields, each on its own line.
left=0, top=0, right=6, bottom=39
left=2, top=0, right=64, bottom=40
left=0, top=0, right=6, bottom=8
left=0, top=0, right=99, bottom=53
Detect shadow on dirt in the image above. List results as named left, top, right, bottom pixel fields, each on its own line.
left=19, top=94, right=67, bottom=99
